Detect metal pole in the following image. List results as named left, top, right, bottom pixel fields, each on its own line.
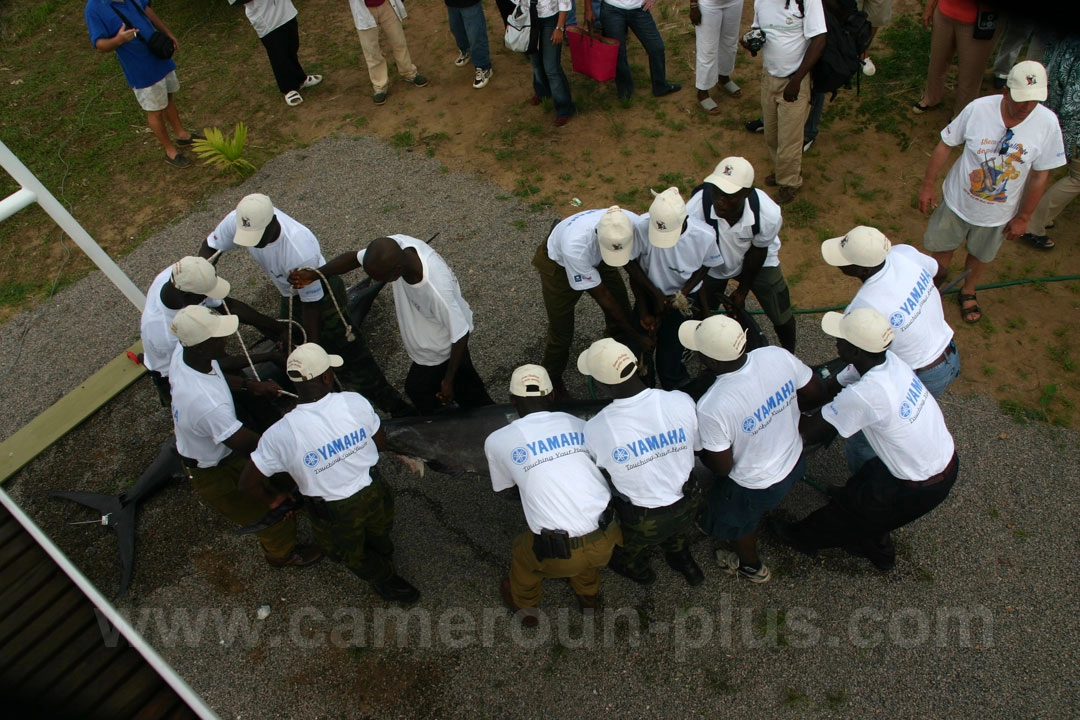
left=0, top=139, right=145, bottom=311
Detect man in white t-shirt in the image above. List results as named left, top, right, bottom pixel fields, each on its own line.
left=239, top=343, right=420, bottom=604
left=201, top=194, right=411, bottom=416
left=918, top=61, right=1066, bottom=324
left=579, top=339, right=705, bottom=587
left=532, top=206, right=653, bottom=398
left=291, top=235, right=493, bottom=415
left=681, top=314, right=825, bottom=583
left=231, top=0, right=321, bottom=106
left=485, top=365, right=621, bottom=626
left=772, top=308, right=959, bottom=571
left=687, top=156, right=797, bottom=352
left=140, top=256, right=284, bottom=403
left=745, top=0, right=827, bottom=203
left=168, top=306, right=322, bottom=569
left=625, top=188, right=725, bottom=390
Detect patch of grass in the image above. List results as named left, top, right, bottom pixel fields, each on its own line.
left=1047, top=344, right=1076, bottom=371
left=784, top=199, right=819, bottom=228
left=851, top=15, right=929, bottom=150
left=0, top=281, right=38, bottom=308
left=391, top=130, right=416, bottom=148
left=999, top=398, right=1047, bottom=425
left=982, top=362, right=995, bottom=377
left=613, top=188, right=640, bottom=205
left=916, top=567, right=934, bottom=584
left=822, top=688, right=848, bottom=710
left=782, top=688, right=812, bottom=708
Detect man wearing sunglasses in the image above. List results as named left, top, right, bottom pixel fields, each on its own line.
left=916, top=60, right=1065, bottom=324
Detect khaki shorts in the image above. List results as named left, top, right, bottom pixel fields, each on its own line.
left=923, top=201, right=1007, bottom=263
left=857, top=0, right=892, bottom=28
left=133, top=70, right=179, bottom=112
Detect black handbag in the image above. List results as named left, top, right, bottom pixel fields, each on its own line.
left=111, top=2, right=175, bottom=60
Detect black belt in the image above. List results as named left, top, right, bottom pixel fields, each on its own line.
left=901, top=453, right=958, bottom=488
left=567, top=506, right=616, bottom=549
left=917, top=340, right=957, bottom=373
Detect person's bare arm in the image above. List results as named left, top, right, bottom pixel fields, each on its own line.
left=142, top=4, right=179, bottom=51
left=289, top=251, right=362, bottom=289
left=95, top=23, right=138, bottom=52
left=783, top=34, right=827, bottom=102
left=918, top=141, right=954, bottom=214
left=700, top=447, right=734, bottom=477
left=1005, top=169, right=1051, bottom=240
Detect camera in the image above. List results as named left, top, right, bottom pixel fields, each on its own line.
left=742, top=28, right=766, bottom=57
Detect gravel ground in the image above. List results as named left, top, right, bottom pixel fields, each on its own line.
left=4, top=137, right=1079, bottom=719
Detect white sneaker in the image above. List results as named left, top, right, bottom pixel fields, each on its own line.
left=473, top=67, right=493, bottom=89
left=803, top=138, right=814, bottom=152
left=716, top=549, right=772, bottom=584
left=455, top=50, right=471, bottom=67
left=861, top=57, right=876, bottom=76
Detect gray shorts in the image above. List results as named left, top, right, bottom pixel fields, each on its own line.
left=133, top=70, right=179, bottom=112
left=923, top=201, right=1007, bottom=263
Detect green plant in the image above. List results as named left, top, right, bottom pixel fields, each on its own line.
left=190, top=122, right=256, bottom=176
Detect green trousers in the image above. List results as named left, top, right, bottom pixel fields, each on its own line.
left=609, top=495, right=699, bottom=575
left=308, top=475, right=396, bottom=584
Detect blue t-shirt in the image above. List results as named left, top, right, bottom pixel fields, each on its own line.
left=85, top=0, right=176, bottom=89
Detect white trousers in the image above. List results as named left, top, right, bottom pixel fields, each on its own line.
left=694, top=0, right=743, bottom=91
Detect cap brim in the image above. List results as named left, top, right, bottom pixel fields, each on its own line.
left=232, top=227, right=263, bottom=247
left=704, top=175, right=744, bottom=195
left=648, top=227, right=680, bottom=249
left=1008, top=87, right=1046, bottom=102
left=820, top=236, right=850, bottom=266
left=212, top=314, right=240, bottom=338
left=576, top=348, right=593, bottom=378
left=820, top=311, right=845, bottom=341
left=327, top=353, right=344, bottom=368
left=599, top=245, right=631, bottom=267
left=204, top=277, right=231, bottom=300
left=678, top=320, right=702, bottom=351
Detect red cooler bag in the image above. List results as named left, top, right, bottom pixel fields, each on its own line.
left=566, top=26, right=619, bottom=83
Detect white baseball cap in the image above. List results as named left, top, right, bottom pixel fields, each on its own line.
left=170, top=256, right=230, bottom=299
left=577, top=338, right=638, bottom=385
left=647, top=187, right=686, bottom=249
left=169, top=305, right=239, bottom=347
left=233, top=193, right=276, bottom=247
left=596, top=206, right=634, bottom=267
left=286, top=343, right=343, bottom=382
left=1006, top=60, right=1048, bottom=103
left=704, top=156, right=755, bottom=194
left=678, top=315, right=747, bottom=361
left=509, top=364, right=553, bottom=397
left=820, top=226, right=892, bottom=267
left=821, top=308, right=894, bottom=353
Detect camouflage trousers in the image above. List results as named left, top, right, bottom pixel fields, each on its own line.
left=307, top=474, right=396, bottom=584
left=609, top=492, right=700, bottom=575
left=281, top=274, right=408, bottom=414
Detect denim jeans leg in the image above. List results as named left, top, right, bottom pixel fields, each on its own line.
left=531, top=49, right=552, bottom=100
left=447, top=7, right=470, bottom=55
left=537, top=15, right=575, bottom=118
left=917, top=342, right=961, bottom=398
left=626, top=8, right=669, bottom=94
left=601, top=3, right=633, bottom=97
left=804, top=91, right=826, bottom=142
left=460, top=2, right=491, bottom=69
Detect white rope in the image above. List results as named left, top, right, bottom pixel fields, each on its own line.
left=221, top=298, right=298, bottom=399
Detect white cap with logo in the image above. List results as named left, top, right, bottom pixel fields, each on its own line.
left=595, top=206, right=634, bottom=267
left=821, top=308, right=895, bottom=353
left=679, top=315, right=748, bottom=361
left=704, top=156, right=755, bottom=194
left=647, top=187, right=687, bottom=248
left=170, top=256, right=230, bottom=299
left=233, top=193, right=276, bottom=247
left=820, top=226, right=892, bottom=267
left=509, top=364, right=553, bottom=397
left=577, top=338, right=638, bottom=385
left=286, top=343, right=344, bottom=382
left=169, top=305, right=239, bottom=347
left=1006, top=60, right=1048, bottom=103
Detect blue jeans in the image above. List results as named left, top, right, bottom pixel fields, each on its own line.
left=844, top=341, right=960, bottom=472
left=447, top=2, right=491, bottom=69
left=804, top=91, right=826, bottom=142
left=530, top=14, right=575, bottom=119
left=600, top=2, right=670, bottom=97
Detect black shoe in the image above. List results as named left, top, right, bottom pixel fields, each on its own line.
left=373, top=574, right=420, bottom=604
left=664, top=550, right=705, bottom=586
left=500, top=579, right=539, bottom=626
left=767, top=518, right=817, bottom=557
left=746, top=118, right=764, bottom=133
left=654, top=83, right=681, bottom=97
left=845, top=533, right=896, bottom=571
left=608, top=561, right=657, bottom=585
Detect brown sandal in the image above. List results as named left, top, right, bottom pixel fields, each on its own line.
left=958, top=293, right=981, bottom=324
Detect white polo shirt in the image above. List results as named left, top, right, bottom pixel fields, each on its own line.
left=169, top=348, right=242, bottom=469
left=234, top=0, right=298, bottom=38
left=140, top=267, right=223, bottom=376
left=585, top=388, right=701, bottom=508
left=846, top=245, right=953, bottom=370
left=697, top=346, right=813, bottom=488
left=752, top=0, right=827, bottom=78
left=631, top=216, right=725, bottom=295
left=485, top=411, right=611, bottom=537
left=940, top=96, right=1066, bottom=227
left=357, top=235, right=474, bottom=367
left=546, top=208, right=642, bottom=292
left=250, top=392, right=380, bottom=502
left=686, top=187, right=783, bottom=280
left=822, top=352, right=955, bottom=481
left=206, top=208, right=326, bottom=302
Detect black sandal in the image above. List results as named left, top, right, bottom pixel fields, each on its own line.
left=1020, top=233, right=1055, bottom=250
left=958, top=293, right=981, bottom=324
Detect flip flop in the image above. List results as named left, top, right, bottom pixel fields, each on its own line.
left=1020, top=233, right=1055, bottom=250
left=285, top=90, right=303, bottom=106
left=699, top=97, right=720, bottom=114
left=722, top=80, right=741, bottom=96
left=958, top=293, right=981, bottom=324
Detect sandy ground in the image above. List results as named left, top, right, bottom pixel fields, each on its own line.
left=3, top=136, right=1079, bottom=719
